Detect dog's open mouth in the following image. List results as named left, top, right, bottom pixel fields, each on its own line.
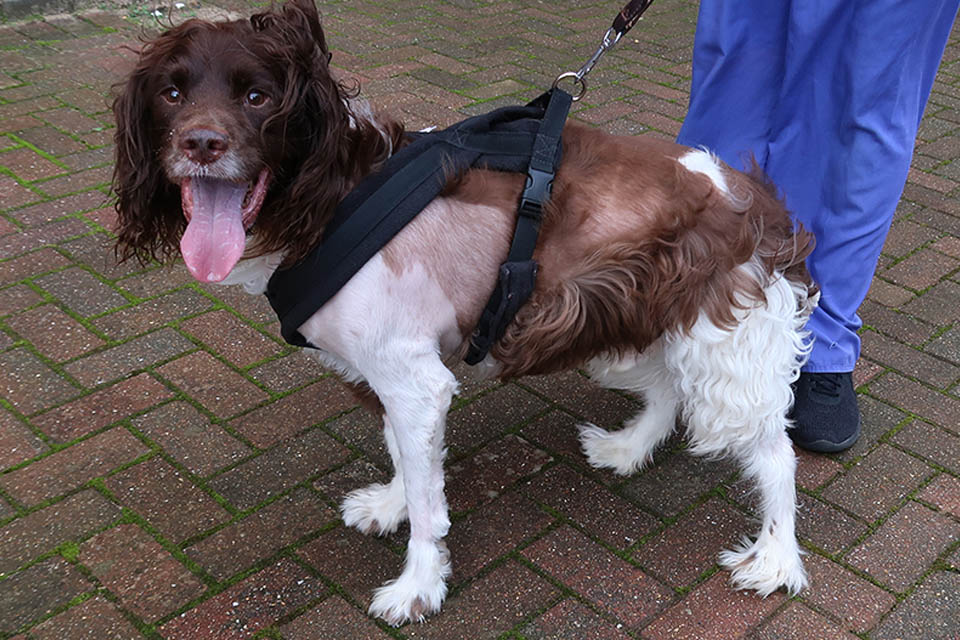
left=179, top=168, right=271, bottom=282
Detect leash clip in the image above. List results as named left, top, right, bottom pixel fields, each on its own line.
left=552, top=0, right=654, bottom=101
left=553, top=27, right=622, bottom=101
left=579, top=26, right=624, bottom=82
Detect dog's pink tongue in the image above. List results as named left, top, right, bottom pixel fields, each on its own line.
left=180, top=178, right=247, bottom=283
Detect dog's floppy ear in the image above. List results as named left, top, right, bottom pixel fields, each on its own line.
left=285, top=0, right=331, bottom=60
left=112, top=38, right=184, bottom=264
left=251, top=0, right=330, bottom=61
left=245, top=0, right=356, bottom=264
left=245, top=0, right=401, bottom=266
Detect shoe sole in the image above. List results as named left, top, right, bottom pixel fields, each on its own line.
left=791, top=419, right=861, bottom=454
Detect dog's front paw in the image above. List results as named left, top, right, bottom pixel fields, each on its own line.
left=719, top=535, right=808, bottom=596
left=368, top=576, right=446, bottom=626
left=578, top=423, right=650, bottom=475
left=368, top=540, right=451, bottom=626
left=341, top=481, right=407, bottom=536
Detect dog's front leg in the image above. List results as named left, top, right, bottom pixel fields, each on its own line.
left=363, top=351, right=456, bottom=626
left=341, top=415, right=409, bottom=535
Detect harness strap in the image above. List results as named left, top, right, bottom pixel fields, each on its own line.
left=266, top=95, right=559, bottom=349
left=270, top=144, right=458, bottom=348
left=513, top=87, right=572, bottom=261
left=464, top=89, right=572, bottom=364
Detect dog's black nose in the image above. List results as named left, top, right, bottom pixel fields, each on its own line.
left=180, top=128, right=229, bottom=165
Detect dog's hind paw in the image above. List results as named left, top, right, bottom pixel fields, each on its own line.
left=578, top=423, right=651, bottom=476
left=341, top=481, right=408, bottom=536
left=719, top=535, right=808, bottom=597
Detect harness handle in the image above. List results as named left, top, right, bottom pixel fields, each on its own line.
left=552, top=0, right=655, bottom=100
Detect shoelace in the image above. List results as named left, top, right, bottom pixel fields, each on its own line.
left=809, top=373, right=844, bottom=398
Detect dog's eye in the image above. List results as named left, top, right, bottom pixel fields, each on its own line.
left=161, top=87, right=182, bottom=105
left=245, top=90, right=269, bottom=107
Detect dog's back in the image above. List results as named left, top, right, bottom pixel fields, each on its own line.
left=381, top=121, right=816, bottom=377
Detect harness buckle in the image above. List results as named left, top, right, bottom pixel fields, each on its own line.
left=518, top=167, right=554, bottom=220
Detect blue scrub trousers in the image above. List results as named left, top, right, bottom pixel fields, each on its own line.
left=677, top=1, right=959, bottom=372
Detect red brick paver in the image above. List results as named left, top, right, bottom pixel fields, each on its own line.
left=298, top=526, right=402, bottom=610
left=31, top=372, right=171, bottom=442
left=846, top=501, right=960, bottom=592
left=27, top=596, right=142, bottom=640
left=820, top=444, right=933, bottom=522
left=79, top=524, right=206, bottom=621
left=159, top=559, right=326, bottom=640
left=186, top=488, right=336, bottom=580
left=104, top=456, right=233, bottom=544
left=280, top=596, right=393, bottom=639
left=801, top=554, right=897, bottom=634
left=750, top=602, right=860, bottom=640
left=0, top=427, right=148, bottom=506
left=524, top=526, right=674, bottom=629
left=0, top=557, right=92, bottom=636
left=640, top=572, right=785, bottom=640
left=0, top=407, right=44, bottom=469
left=0, top=489, right=120, bottom=575
left=634, top=498, right=751, bottom=588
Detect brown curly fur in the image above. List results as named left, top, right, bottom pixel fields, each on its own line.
left=491, top=128, right=817, bottom=377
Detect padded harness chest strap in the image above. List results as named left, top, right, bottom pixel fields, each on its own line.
left=265, top=90, right=572, bottom=360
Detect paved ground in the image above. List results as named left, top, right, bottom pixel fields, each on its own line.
left=1, top=1, right=959, bottom=638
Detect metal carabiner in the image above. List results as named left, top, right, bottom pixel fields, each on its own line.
left=552, top=27, right=623, bottom=101
left=579, top=27, right=624, bottom=83
left=552, top=0, right=655, bottom=101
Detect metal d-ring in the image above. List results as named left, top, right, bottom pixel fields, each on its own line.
left=552, top=71, right=587, bottom=101
left=551, top=2, right=655, bottom=101
left=553, top=26, right=624, bottom=101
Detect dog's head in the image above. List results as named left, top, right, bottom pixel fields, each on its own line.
left=113, top=0, right=398, bottom=281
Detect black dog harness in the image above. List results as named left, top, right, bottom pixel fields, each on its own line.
left=265, top=89, right=572, bottom=364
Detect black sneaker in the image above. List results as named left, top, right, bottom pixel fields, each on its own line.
left=788, top=372, right=861, bottom=453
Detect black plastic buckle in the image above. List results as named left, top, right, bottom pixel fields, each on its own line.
left=518, top=167, right=554, bottom=220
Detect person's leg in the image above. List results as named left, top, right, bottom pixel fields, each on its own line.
left=761, top=0, right=958, bottom=450
left=766, top=0, right=957, bottom=374
left=676, top=2, right=787, bottom=168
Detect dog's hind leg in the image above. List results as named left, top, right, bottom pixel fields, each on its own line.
left=341, top=415, right=409, bottom=535
left=665, top=272, right=811, bottom=596
left=579, top=342, right=679, bottom=475
left=362, top=350, right=456, bottom=626
left=718, top=428, right=807, bottom=595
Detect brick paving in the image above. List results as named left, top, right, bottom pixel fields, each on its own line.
left=0, top=1, right=958, bottom=638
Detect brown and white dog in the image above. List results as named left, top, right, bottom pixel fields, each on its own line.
left=113, top=0, right=817, bottom=625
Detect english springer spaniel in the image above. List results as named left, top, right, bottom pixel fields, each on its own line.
left=113, top=0, right=816, bottom=625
